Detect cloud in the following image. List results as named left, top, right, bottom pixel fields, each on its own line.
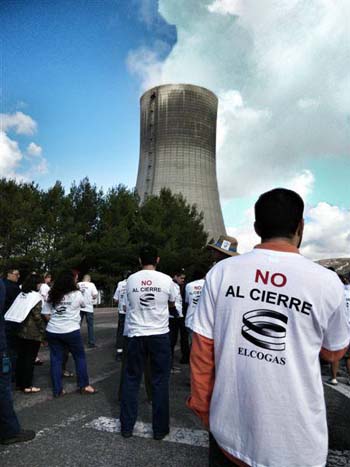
left=0, top=112, right=48, bottom=179
left=128, top=0, right=350, bottom=199
left=208, top=0, right=238, bottom=15
left=27, top=142, right=43, bottom=157
left=1, top=111, right=37, bottom=135
left=0, top=131, right=23, bottom=178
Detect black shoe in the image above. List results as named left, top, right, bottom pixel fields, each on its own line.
left=0, top=429, right=36, bottom=445
left=121, top=431, right=133, bottom=438
left=153, top=431, right=169, bottom=441
left=88, top=344, right=97, bottom=348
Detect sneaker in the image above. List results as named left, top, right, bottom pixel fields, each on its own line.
left=328, top=378, right=338, bottom=385
left=0, top=429, right=36, bottom=445
left=153, top=431, right=169, bottom=441
left=121, top=431, right=133, bottom=438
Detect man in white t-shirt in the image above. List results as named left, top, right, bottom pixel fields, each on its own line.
left=184, top=273, right=205, bottom=344
left=39, top=273, right=52, bottom=302
left=113, top=271, right=130, bottom=361
left=120, top=246, right=176, bottom=440
left=188, top=188, right=350, bottom=467
left=78, top=275, right=98, bottom=348
left=169, top=271, right=185, bottom=373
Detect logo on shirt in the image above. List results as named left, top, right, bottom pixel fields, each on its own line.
left=241, top=309, right=288, bottom=351
left=140, top=293, right=156, bottom=308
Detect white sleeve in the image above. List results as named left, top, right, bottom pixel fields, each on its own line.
left=41, top=301, right=52, bottom=315
left=113, top=284, right=119, bottom=301
left=322, top=293, right=350, bottom=351
left=185, top=285, right=190, bottom=304
left=191, top=273, right=215, bottom=340
left=169, top=281, right=176, bottom=303
left=91, top=283, right=98, bottom=297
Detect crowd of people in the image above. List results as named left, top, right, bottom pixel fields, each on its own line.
left=0, top=188, right=350, bottom=467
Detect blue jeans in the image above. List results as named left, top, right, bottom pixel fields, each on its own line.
left=120, top=334, right=171, bottom=435
left=0, top=352, right=20, bottom=439
left=46, top=330, right=89, bottom=396
left=80, top=311, right=95, bottom=345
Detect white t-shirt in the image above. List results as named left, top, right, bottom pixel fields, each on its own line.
left=185, top=279, right=205, bottom=330
left=192, top=248, right=350, bottom=467
left=39, top=283, right=50, bottom=302
left=45, top=290, right=85, bottom=334
left=113, top=280, right=127, bottom=315
left=5, top=292, right=43, bottom=323
left=78, top=281, right=98, bottom=313
left=170, top=282, right=183, bottom=318
left=124, top=269, right=176, bottom=337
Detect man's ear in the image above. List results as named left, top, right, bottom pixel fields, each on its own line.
left=254, top=221, right=261, bottom=238
left=138, top=257, right=142, bottom=266
left=156, top=257, right=160, bottom=264
left=297, top=218, right=304, bottom=239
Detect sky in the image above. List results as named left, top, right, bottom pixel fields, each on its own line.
left=1, top=0, right=349, bottom=260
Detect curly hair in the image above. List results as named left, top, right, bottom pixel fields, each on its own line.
left=48, top=270, right=78, bottom=307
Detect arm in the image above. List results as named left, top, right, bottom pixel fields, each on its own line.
left=187, top=332, right=215, bottom=429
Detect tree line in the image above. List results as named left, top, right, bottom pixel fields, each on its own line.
left=0, top=178, right=211, bottom=304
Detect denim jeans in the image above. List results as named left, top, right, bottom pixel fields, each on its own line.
left=116, top=313, right=125, bottom=351
left=120, top=334, right=171, bottom=435
left=46, top=330, right=89, bottom=396
left=0, top=352, right=20, bottom=439
left=80, top=311, right=95, bottom=345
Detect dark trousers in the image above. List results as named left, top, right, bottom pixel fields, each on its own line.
left=169, top=318, right=179, bottom=366
left=118, top=337, right=152, bottom=402
left=178, top=317, right=190, bottom=363
left=209, top=433, right=241, bottom=466
left=46, top=330, right=89, bottom=396
left=120, top=334, right=171, bottom=435
left=16, top=338, right=41, bottom=389
left=80, top=311, right=95, bottom=345
left=4, top=322, right=20, bottom=381
left=0, top=352, right=20, bottom=439
left=116, top=313, right=125, bottom=351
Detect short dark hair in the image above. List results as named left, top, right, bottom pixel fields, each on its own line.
left=139, top=246, right=158, bottom=266
left=22, top=273, right=41, bottom=293
left=254, top=188, right=304, bottom=240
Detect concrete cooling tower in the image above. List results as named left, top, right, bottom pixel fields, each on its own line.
left=136, top=84, right=226, bottom=240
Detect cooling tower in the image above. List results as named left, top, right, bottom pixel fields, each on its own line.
left=136, top=84, right=226, bottom=240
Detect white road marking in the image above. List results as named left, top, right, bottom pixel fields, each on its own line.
left=85, top=417, right=209, bottom=447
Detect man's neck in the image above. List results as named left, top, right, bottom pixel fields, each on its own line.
left=260, top=237, right=296, bottom=246
left=142, top=265, right=156, bottom=271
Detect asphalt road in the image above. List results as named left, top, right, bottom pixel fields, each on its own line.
left=1, top=309, right=349, bottom=467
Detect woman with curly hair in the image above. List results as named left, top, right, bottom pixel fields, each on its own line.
left=44, top=270, right=97, bottom=397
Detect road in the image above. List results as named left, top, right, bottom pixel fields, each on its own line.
left=1, top=309, right=349, bottom=467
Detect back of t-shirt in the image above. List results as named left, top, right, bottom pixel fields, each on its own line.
left=78, top=281, right=98, bottom=313
left=193, top=249, right=350, bottom=467
left=45, top=291, right=85, bottom=334
left=124, top=270, right=176, bottom=337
